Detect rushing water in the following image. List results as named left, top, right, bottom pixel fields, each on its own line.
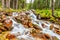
left=7, top=10, right=60, bottom=40
left=28, top=10, right=60, bottom=40
left=7, top=13, right=35, bottom=40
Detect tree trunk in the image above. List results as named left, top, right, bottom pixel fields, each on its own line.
left=46, top=0, right=49, bottom=8
left=58, top=0, right=60, bottom=8
left=2, top=0, right=5, bottom=9
left=16, top=0, right=18, bottom=9
left=13, top=0, right=15, bottom=9
left=6, top=0, right=10, bottom=8
left=38, top=0, right=40, bottom=9
left=50, top=0, right=52, bottom=8
left=52, top=0, right=55, bottom=17
left=9, top=0, right=10, bottom=8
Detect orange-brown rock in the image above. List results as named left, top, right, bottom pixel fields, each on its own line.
left=52, top=36, right=58, bottom=40
left=6, top=34, right=16, bottom=39
left=0, top=29, right=2, bottom=33
left=30, top=29, right=42, bottom=35
left=0, top=26, right=7, bottom=31
left=1, top=15, right=6, bottom=19
left=44, top=34, right=51, bottom=39
left=55, top=30, right=60, bottom=35
left=30, top=28, right=36, bottom=34
left=22, top=20, right=28, bottom=25
left=54, top=27, right=60, bottom=35
left=36, top=37, right=46, bottom=40
left=42, top=23, right=46, bottom=28
left=7, top=12, right=12, bottom=16
left=50, top=24, right=54, bottom=30
left=36, top=29, right=41, bottom=33
left=28, top=22, right=33, bottom=28
left=0, top=18, right=2, bottom=22
left=24, top=25, right=28, bottom=28
left=33, top=24, right=38, bottom=29
left=54, top=27, right=59, bottom=30
left=3, top=18, right=12, bottom=29
left=31, top=33, right=47, bottom=40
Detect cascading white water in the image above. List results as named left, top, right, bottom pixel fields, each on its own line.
left=7, top=11, right=60, bottom=40
left=8, top=12, right=35, bottom=40
left=28, top=10, right=60, bottom=40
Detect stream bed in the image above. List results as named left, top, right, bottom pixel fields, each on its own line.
left=0, top=10, right=60, bottom=40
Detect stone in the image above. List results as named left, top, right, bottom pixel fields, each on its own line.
left=52, top=36, right=58, bottom=40
left=1, top=15, right=6, bottom=19
left=54, top=27, right=60, bottom=35
left=24, top=25, right=28, bottom=28
left=0, top=23, right=3, bottom=26
left=6, top=34, right=16, bottom=39
left=0, top=30, right=2, bottom=33
left=28, top=22, right=33, bottom=28
left=50, top=24, right=54, bottom=30
left=0, top=18, right=2, bottom=22
left=44, top=34, right=51, bottom=40
left=55, top=30, right=60, bottom=35
left=0, top=26, right=7, bottom=31
left=42, top=23, right=46, bottom=28
left=3, top=18, right=12, bottom=29
left=36, top=37, right=46, bottom=40
left=37, top=14, right=41, bottom=20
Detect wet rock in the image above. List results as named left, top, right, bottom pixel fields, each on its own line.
left=0, top=30, right=2, bottom=33
left=32, top=33, right=47, bottom=40
left=19, top=12, right=26, bottom=16
left=33, top=24, right=42, bottom=31
left=3, top=18, right=12, bottom=30
left=50, top=24, right=54, bottom=30
left=28, top=22, right=33, bottom=28
left=15, top=13, right=31, bottom=23
left=30, top=28, right=42, bottom=34
left=54, top=27, right=60, bottom=35
left=6, top=34, right=16, bottom=40
left=33, top=24, right=38, bottom=29
left=0, top=11, right=6, bottom=15
left=7, top=12, right=12, bottom=16
left=0, top=23, right=3, bottom=26
left=37, top=14, right=41, bottom=20
left=20, top=38, right=27, bottom=40
left=1, top=15, right=6, bottom=19
left=0, top=26, right=7, bottom=31
left=42, top=23, right=46, bottom=28
left=44, top=34, right=51, bottom=40
left=24, top=25, right=28, bottom=28
left=52, top=36, right=58, bottom=40
left=36, top=37, right=46, bottom=40
left=55, top=30, right=60, bottom=35
left=30, top=28, right=37, bottom=34
left=25, top=11, right=30, bottom=15
left=0, top=18, right=2, bottom=22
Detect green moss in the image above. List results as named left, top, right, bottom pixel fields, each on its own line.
left=35, top=9, right=60, bottom=24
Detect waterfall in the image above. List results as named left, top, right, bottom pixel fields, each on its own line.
left=7, top=11, right=60, bottom=40
left=7, top=12, right=35, bottom=40
left=28, top=10, right=60, bottom=40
